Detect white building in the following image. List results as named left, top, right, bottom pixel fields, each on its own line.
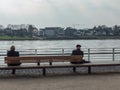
left=7, top=24, right=27, bottom=30
left=40, top=27, right=64, bottom=37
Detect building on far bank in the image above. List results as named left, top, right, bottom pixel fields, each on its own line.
left=39, top=27, right=64, bottom=38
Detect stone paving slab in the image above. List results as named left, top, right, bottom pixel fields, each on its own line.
left=0, top=66, right=120, bottom=76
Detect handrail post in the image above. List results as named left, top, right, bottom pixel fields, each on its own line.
left=112, top=48, right=115, bottom=61
left=35, top=49, right=40, bottom=65
left=88, top=48, right=90, bottom=61
left=62, top=49, right=64, bottom=55
left=35, top=49, right=37, bottom=55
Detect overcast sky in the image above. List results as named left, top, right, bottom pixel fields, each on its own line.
left=0, top=0, right=120, bottom=28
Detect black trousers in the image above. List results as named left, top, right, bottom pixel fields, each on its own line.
left=70, top=60, right=90, bottom=64
left=7, top=63, right=21, bottom=66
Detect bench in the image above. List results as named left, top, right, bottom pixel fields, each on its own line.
left=3, top=56, right=120, bottom=76
left=4, top=55, right=83, bottom=75
left=5, top=55, right=83, bottom=65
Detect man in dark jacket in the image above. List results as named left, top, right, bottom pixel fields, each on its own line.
left=71, top=44, right=90, bottom=64
left=7, top=45, right=21, bottom=66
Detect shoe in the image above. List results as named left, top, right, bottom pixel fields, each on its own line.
left=84, top=60, right=91, bottom=63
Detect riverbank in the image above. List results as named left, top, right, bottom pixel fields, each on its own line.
left=42, top=36, right=120, bottom=40
left=0, top=36, right=120, bottom=40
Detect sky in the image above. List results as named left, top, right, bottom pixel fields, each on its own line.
left=0, top=0, right=120, bottom=29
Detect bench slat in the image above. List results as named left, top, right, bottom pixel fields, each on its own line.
left=5, top=55, right=83, bottom=64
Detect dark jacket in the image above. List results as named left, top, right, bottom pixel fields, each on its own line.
left=7, top=50, right=19, bottom=57
left=72, top=49, right=84, bottom=56
left=71, top=49, right=84, bottom=64
left=7, top=50, right=21, bottom=66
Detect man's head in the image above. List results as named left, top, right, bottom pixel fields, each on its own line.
left=76, top=44, right=81, bottom=49
left=10, top=45, right=15, bottom=51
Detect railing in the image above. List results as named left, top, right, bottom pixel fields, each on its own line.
left=0, top=48, right=120, bottom=64
left=84, top=48, right=119, bottom=61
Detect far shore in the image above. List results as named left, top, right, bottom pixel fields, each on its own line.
left=0, top=36, right=120, bottom=40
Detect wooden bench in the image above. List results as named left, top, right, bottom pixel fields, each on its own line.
left=3, top=56, right=120, bottom=76
left=5, top=55, right=83, bottom=65
left=4, top=55, right=83, bottom=75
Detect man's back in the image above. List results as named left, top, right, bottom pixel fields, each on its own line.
left=71, top=44, right=90, bottom=64
left=7, top=50, right=19, bottom=57
left=7, top=45, right=21, bottom=66
left=72, top=49, right=84, bottom=56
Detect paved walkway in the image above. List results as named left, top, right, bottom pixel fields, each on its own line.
left=0, top=66, right=120, bottom=76
left=0, top=72, right=120, bottom=90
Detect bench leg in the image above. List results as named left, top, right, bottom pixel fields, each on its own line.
left=73, top=67, right=76, bottom=72
left=12, top=69, right=16, bottom=75
left=88, top=66, right=91, bottom=74
left=43, top=68, right=46, bottom=76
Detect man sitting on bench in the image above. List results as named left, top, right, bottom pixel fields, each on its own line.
left=71, top=44, right=90, bottom=64
left=7, top=45, right=21, bottom=66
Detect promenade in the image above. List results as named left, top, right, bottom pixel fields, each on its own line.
left=0, top=66, right=120, bottom=90
left=0, top=72, right=120, bottom=90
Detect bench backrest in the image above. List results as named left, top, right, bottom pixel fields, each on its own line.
left=5, top=55, right=83, bottom=64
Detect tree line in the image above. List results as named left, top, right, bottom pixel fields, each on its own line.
left=0, top=24, right=120, bottom=39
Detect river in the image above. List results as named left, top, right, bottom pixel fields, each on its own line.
left=1, top=39, right=120, bottom=50
left=0, top=39, right=120, bottom=64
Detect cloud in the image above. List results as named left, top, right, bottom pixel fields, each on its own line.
left=0, top=0, right=120, bottom=28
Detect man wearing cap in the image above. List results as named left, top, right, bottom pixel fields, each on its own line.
left=71, top=44, right=90, bottom=64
